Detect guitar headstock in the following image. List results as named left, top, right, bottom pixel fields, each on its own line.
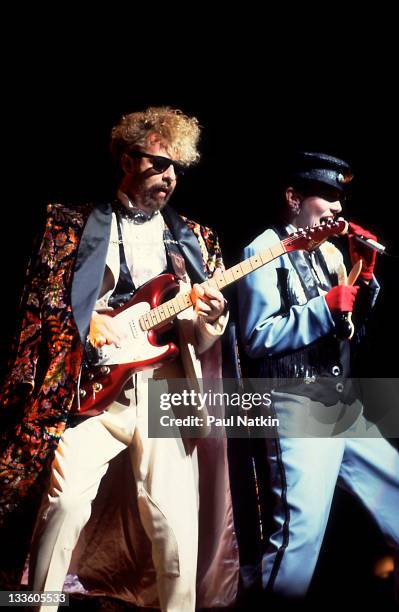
left=284, top=218, right=348, bottom=253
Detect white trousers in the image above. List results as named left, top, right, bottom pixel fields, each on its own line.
left=262, top=392, right=399, bottom=598
left=29, top=377, right=199, bottom=612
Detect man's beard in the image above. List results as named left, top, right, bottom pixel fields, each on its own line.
left=140, top=184, right=172, bottom=212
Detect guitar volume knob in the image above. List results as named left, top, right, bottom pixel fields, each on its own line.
left=79, top=389, right=87, bottom=397
left=100, top=366, right=110, bottom=375
left=93, top=382, right=103, bottom=392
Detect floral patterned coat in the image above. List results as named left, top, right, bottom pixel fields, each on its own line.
left=0, top=201, right=237, bottom=605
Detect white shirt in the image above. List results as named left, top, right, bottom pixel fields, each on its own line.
left=120, top=212, right=167, bottom=289
left=95, top=198, right=167, bottom=309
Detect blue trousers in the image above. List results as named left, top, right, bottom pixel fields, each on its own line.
left=262, top=391, right=399, bottom=597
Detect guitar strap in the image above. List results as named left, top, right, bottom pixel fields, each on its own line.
left=163, top=223, right=188, bottom=283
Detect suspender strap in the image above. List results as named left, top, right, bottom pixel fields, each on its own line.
left=108, top=214, right=136, bottom=308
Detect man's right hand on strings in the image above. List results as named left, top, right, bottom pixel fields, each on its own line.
left=88, top=311, right=125, bottom=348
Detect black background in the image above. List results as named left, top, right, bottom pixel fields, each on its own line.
left=2, top=53, right=398, bottom=377
left=1, top=21, right=398, bottom=608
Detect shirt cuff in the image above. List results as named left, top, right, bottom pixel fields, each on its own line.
left=195, top=309, right=229, bottom=354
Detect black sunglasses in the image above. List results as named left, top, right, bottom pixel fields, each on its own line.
left=129, top=151, right=186, bottom=176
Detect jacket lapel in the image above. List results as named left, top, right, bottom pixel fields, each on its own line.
left=273, top=224, right=320, bottom=300
left=71, top=202, right=113, bottom=343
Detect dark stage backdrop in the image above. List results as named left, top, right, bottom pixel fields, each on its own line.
left=1, top=71, right=398, bottom=607
left=2, top=86, right=398, bottom=378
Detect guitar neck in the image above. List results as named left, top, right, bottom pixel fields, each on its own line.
left=139, top=239, right=288, bottom=332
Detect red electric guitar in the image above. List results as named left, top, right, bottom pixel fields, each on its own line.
left=74, top=218, right=348, bottom=416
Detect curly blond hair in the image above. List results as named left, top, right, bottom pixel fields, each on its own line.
left=110, top=106, right=201, bottom=167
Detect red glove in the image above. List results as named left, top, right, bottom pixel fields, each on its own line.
left=325, top=285, right=359, bottom=313
left=348, top=221, right=377, bottom=281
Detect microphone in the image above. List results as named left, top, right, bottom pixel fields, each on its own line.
left=337, top=218, right=392, bottom=256
left=353, top=235, right=387, bottom=255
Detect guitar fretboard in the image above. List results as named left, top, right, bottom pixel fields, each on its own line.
left=139, top=240, right=287, bottom=331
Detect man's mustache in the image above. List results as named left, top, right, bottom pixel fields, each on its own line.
left=149, top=182, right=172, bottom=195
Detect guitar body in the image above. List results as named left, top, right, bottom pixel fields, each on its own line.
left=74, top=274, right=181, bottom=416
